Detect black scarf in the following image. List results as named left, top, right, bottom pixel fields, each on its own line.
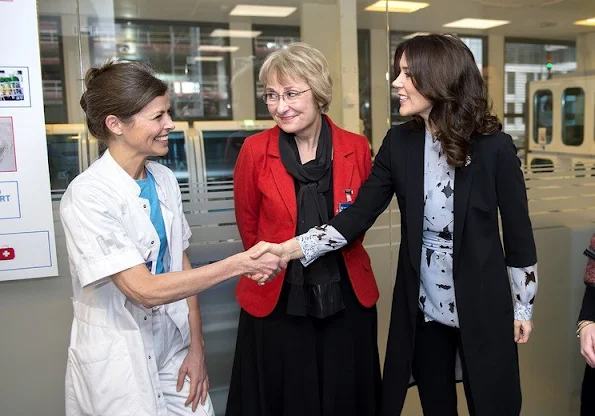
left=278, top=117, right=344, bottom=318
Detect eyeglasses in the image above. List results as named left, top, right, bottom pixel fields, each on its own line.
left=261, top=88, right=311, bottom=105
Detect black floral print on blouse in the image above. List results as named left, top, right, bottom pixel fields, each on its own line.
left=420, top=130, right=459, bottom=327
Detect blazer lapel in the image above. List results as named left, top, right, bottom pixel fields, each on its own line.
left=267, top=129, right=297, bottom=225
left=453, top=143, right=475, bottom=274
left=406, top=129, right=425, bottom=277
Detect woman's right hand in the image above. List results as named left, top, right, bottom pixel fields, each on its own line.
left=580, top=323, right=595, bottom=368
left=238, top=247, right=287, bottom=285
left=249, top=241, right=291, bottom=263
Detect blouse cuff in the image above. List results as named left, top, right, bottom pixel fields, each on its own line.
left=296, top=225, right=347, bottom=267
left=514, top=302, right=534, bottom=321
left=508, top=263, right=538, bottom=321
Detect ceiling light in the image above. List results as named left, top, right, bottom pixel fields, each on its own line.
left=230, top=5, right=297, bottom=17
left=544, top=45, right=568, bottom=52
left=195, top=56, right=224, bottom=62
left=575, top=17, right=595, bottom=27
left=443, top=18, right=509, bottom=29
left=365, top=1, right=429, bottom=13
left=210, top=29, right=262, bottom=38
left=198, top=45, right=239, bottom=52
left=402, top=32, right=430, bottom=39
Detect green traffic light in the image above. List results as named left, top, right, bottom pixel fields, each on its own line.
left=546, top=62, right=553, bottom=69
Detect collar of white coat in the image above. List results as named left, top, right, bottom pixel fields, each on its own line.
left=99, top=149, right=171, bottom=205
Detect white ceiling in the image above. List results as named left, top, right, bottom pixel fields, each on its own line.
left=39, top=0, right=595, bottom=40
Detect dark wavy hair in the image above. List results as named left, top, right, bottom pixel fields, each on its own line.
left=394, top=34, right=500, bottom=167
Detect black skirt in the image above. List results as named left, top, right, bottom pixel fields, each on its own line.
left=226, top=270, right=382, bottom=416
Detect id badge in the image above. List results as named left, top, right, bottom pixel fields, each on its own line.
left=338, top=188, right=354, bottom=213
left=339, top=202, right=352, bottom=212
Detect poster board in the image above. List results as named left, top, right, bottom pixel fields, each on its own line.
left=0, top=0, right=58, bottom=280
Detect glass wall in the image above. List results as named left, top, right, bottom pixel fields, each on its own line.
left=27, top=1, right=595, bottom=415
left=37, top=0, right=594, bottom=178
left=34, top=1, right=595, bottom=200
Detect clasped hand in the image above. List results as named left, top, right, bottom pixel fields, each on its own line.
left=242, top=241, right=290, bottom=285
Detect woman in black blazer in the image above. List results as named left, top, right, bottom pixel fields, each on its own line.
left=578, top=286, right=595, bottom=414
left=253, top=34, right=538, bottom=416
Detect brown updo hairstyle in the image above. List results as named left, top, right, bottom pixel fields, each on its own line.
left=394, top=34, right=500, bottom=167
left=80, top=59, right=168, bottom=142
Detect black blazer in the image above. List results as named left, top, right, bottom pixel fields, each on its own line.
left=330, top=120, right=537, bottom=416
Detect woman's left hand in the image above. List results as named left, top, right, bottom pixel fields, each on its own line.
left=514, top=319, right=533, bottom=343
left=580, top=323, right=595, bottom=368
left=177, top=343, right=210, bottom=411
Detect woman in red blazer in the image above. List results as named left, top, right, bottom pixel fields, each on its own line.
left=226, top=43, right=381, bottom=416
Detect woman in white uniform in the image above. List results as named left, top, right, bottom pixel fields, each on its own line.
left=60, top=60, right=285, bottom=416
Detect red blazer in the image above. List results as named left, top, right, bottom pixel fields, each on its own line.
left=233, top=115, right=379, bottom=317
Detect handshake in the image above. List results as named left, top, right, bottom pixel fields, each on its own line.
left=237, top=240, right=301, bottom=286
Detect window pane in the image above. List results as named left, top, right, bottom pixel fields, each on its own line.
left=358, top=29, right=372, bottom=142
left=503, top=116, right=526, bottom=157
left=533, top=90, right=553, bottom=144
left=253, top=26, right=300, bottom=120
left=530, top=157, right=554, bottom=173
left=39, top=16, right=67, bottom=123
left=89, top=20, right=232, bottom=121
left=202, top=129, right=267, bottom=182
left=562, top=87, right=584, bottom=146
left=47, top=133, right=81, bottom=190
left=461, top=37, right=483, bottom=71
left=506, top=102, right=516, bottom=124
left=506, top=72, right=515, bottom=95
left=389, top=32, right=411, bottom=126
left=149, top=131, right=189, bottom=183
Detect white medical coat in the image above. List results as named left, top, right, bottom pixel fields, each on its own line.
left=60, top=149, right=192, bottom=416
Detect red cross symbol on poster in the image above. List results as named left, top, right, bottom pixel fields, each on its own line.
left=0, top=247, right=15, bottom=260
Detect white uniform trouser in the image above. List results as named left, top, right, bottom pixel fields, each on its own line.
left=152, top=307, right=215, bottom=416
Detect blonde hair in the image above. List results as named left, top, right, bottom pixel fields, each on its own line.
left=258, top=42, right=332, bottom=113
